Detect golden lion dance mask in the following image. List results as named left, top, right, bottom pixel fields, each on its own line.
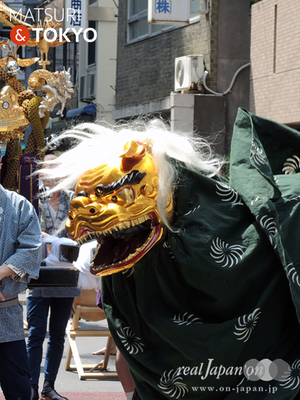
left=66, top=141, right=173, bottom=276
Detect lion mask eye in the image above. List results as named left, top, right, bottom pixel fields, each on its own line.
left=110, top=187, right=135, bottom=205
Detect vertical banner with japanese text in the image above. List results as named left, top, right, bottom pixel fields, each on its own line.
left=64, top=0, right=87, bottom=30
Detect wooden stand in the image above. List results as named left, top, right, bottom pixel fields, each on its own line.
left=65, top=290, right=119, bottom=380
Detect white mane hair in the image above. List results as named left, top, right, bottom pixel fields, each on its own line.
left=39, top=119, right=224, bottom=229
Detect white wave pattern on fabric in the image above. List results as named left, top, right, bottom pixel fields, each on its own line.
left=117, top=326, right=145, bottom=355
left=215, top=182, right=242, bottom=203
left=279, top=359, right=300, bottom=390
left=234, top=308, right=261, bottom=342
left=286, top=263, right=300, bottom=287
left=210, top=238, right=244, bottom=268
left=257, top=215, right=277, bottom=249
left=250, top=140, right=266, bottom=166
left=158, top=369, right=188, bottom=399
left=184, top=205, right=201, bottom=216
left=282, top=155, right=300, bottom=174
left=173, top=312, right=202, bottom=326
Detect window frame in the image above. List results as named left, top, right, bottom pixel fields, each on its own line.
left=127, top=0, right=201, bottom=44
left=127, top=3, right=149, bottom=42
left=87, top=20, right=97, bottom=67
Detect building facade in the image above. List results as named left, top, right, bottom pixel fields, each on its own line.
left=113, top=0, right=252, bottom=155
left=250, top=0, right=300, bottom=129
left=77, top=0, right=118, bottom=123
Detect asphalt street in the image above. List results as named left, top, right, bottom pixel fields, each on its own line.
left=0, top=293, right=124, bottom=399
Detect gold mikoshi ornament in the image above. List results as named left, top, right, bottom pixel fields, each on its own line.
left=0, top=85, right=29, bottom=142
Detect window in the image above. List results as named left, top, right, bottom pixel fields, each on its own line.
left=191, top=0, right=201, bottom=17
left=127, top=0, right=173, bottom=42
left=127, top=0, right=201, bottom=43
left=88, top=20, right=97, bottom=66
left=128, top=0, right=148, bottom=41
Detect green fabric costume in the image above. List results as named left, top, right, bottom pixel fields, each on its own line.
left=102, top=108, right=300, bottom=399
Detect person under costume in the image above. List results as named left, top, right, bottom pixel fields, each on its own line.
left=0, top=184, right=42, bottom=400
left=39, top=109, right=300, bottom=399
left=26, top=154, right=81, bottom=400
left=74, top=240, right=136, bottom=400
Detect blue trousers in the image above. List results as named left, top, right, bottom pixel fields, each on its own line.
left=26, top=296, right=74, bottom=385
left=0, top=339, right=31, bottom=400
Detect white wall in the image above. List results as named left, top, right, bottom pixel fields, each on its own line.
left=78, top=0, right=118, bottom=123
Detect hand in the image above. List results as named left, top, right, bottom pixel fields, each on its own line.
left=0, top=264, right=14, bottom=301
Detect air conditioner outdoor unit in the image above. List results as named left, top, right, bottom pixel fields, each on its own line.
left=174, top=55, right=204, bottom=91
left=79, top=75, right=87, bottom=101
left=79, top=74, right=96, bottom=101
left=87, top=73, right=96, bottom=99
